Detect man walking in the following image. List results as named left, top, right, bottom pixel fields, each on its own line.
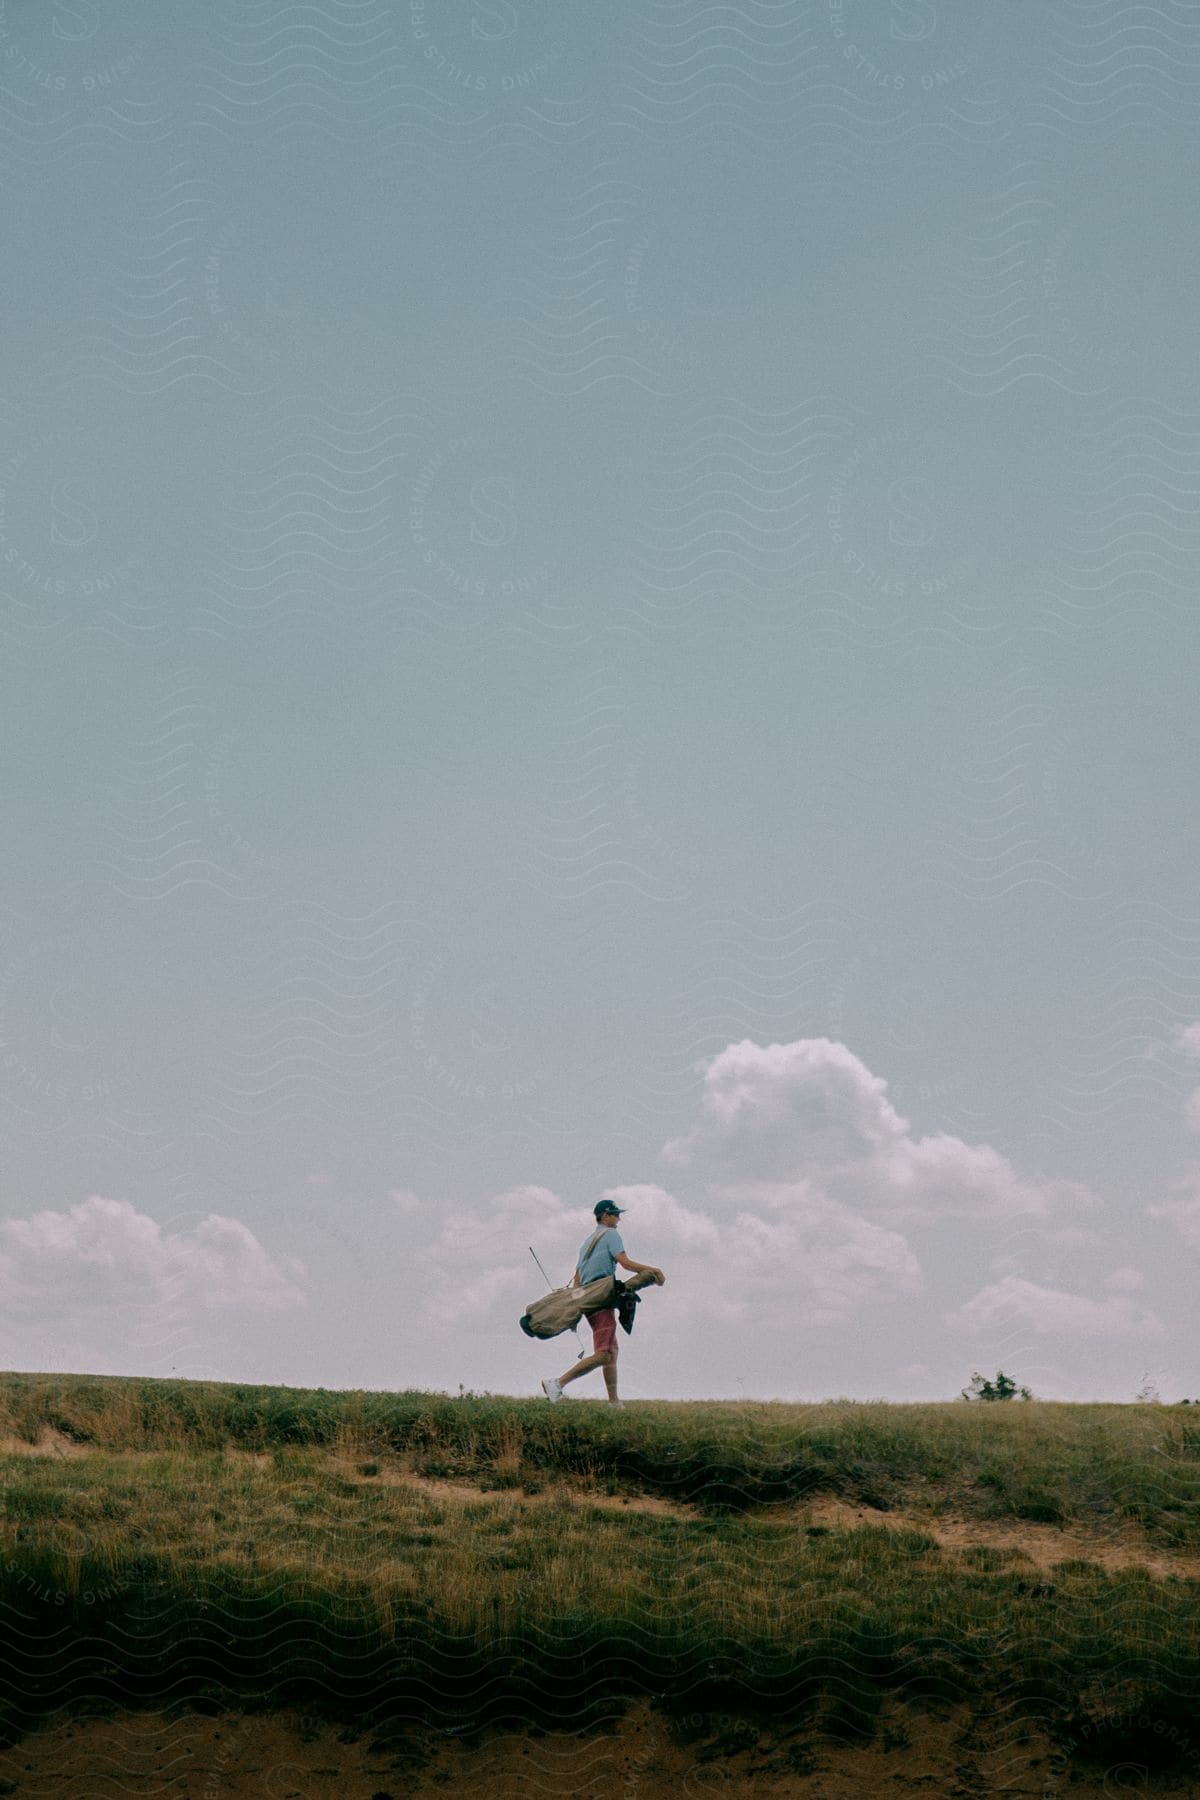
left=541, top=1200, right=664, bottom=1408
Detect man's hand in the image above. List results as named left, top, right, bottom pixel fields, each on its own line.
left=615, top=1252, right=665, bottom=1285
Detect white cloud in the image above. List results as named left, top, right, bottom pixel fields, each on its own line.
left=1159, top=1024, right=1200, bottom=1125
left=1148, top=1175, right=1200, bottom=1249
left=663, top=1037, right=906, bottom=1178
left=428, top=1265, right=530, bottom=1325
left=415, top=1182, right=720, bottom=1326
left=602, top=1183, right=720, bottom=1248
left=645, top=1037, right=1098, bottom=1329
left=415, top=1186, right=584, bottom=1323
left=176, top=1214, right=307, bottom=1309
left=390, top=1188, right=422, bottom=1213
left=1039, top=1224, right=1110, bottom=1248
left=420, top=1184, right=573, bottom=1264
left=411, top=1154, right=920, bottom=1337
left=1104, top=1266, right=1146, bottom=1292
left=402, top=1039, right=1109, bottom=1353
left=652, top=1040, right=948, bottom=1323
left=721, top=1196, right=922, bottom=1327
left=882, top=1132, right=1092, bottom=1220
left=0, top=1195, right=306, bottom=1315
left=663, top=1038, right=1095, bottom=1224
left=948, top=1275, right=1162, bottom=1338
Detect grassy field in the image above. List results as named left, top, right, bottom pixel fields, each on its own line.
left=1, top=1372, right=1199, bottom=1771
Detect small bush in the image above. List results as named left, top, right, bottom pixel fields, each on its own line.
left=962, top=1371, right=1033, bottom=1402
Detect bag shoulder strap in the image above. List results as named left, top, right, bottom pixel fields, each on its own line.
left=575, top=1226, right=607, bottom=1282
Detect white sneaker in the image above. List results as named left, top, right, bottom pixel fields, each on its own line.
left=541, top=1377, right=564, bottom=1403
left=608, top=1400, right=625, bottom=1410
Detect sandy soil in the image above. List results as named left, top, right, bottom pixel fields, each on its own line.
left=0, top=1698, right=1195, bottom=1798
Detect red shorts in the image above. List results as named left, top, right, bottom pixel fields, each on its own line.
left=589, top=1308, right=617, bottom=1353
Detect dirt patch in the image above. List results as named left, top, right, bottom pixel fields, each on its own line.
left=346, top=1456, right=1200, bottom=1577
left=792, top=1495, right=1200, bottom=1581
left=352, top=1454, right=690, bottom=1517
left=0, top=1699, right=1192, bottom=1797
left=0, top=1428, right=90, bottom=1460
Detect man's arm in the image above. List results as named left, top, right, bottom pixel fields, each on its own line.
left=616, top=1251, right=665, bottom=1285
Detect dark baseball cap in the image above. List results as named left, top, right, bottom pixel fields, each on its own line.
left=593, top=1199, right=624, bottom=1219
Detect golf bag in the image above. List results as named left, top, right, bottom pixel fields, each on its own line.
left=520, top=1269, right=655, bottom=1341
left=519, top=1273, right=616, bottom=1340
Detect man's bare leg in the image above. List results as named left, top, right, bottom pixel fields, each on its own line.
left=559, top=1349, right=605, bottom=1386
left=559, top=1345, right=618, bottom=1398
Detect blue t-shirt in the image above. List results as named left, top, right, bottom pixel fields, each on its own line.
left=579, top=1225, right=624, bottom=1284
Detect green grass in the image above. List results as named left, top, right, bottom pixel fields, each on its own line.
left=1, top=1372, right=1199, bottom=1764
left=0, top=1446, right=1198, bottom=1733
left=2, top=1371, right=1198, bottom=1537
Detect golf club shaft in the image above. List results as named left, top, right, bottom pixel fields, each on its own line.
left=529, top=1244, right=586, bottom=1359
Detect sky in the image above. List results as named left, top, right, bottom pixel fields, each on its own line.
left=2, top=1, right=1200, bottom=1404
